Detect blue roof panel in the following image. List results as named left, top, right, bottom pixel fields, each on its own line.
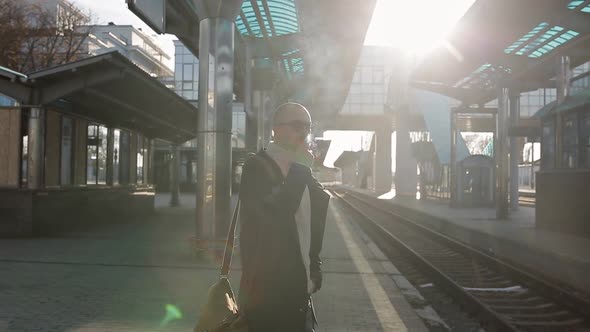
left=236, top=0, right=299, bottom=37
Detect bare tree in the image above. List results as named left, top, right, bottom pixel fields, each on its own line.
left=0, top=0, right=93, bottom=73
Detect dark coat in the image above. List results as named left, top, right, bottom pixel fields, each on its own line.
left=238, top=150, right=329, bottom=332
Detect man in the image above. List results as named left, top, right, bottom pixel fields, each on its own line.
left=238, top=103, right=330, bottom=332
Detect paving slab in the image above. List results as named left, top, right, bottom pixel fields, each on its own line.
left=0, top=193, right=429, bottom=332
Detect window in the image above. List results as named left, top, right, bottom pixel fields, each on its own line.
left=374, top=70, right=384, bottom=83
left=183, top=64, right=193, bottom=81
left=86, top=125, right=97, bottom=184
left=86, top=124, right=108, bottom=184
left=232, top=110, right=246, bottom=148
left=562, top=113, right=578, bottom=168
left=60, top=117, right=73, bottom=185
left=541, top=119, right=555, bottom=169
left=137, top=134, right=144, bottom=184
left=352, top=70, right=360, bottom=83
left=113, top=129, right=120, bottom=185
left=362, top=67, right=372, bottom=83
left=119, top=131, right=130, bottom=184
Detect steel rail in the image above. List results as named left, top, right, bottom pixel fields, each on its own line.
left=332, top=188, right=590, bottom=331
left=331, top=190, right=519, bottom=332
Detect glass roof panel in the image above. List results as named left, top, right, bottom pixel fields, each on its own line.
left=526, top=29, right=580, bottom=58
left=504, top=22, right=548, bottom=54
left=505, top=22, right=579, bottom=59
left=237, top=0, right=299, bottom=38
left=517, top=26, right=563, bottom=55
left=568, top=0, right=585, bottom=9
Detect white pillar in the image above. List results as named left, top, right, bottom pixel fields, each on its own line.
left=509, top=91, right=520, bottom=211
left=27, top=107, right=45, bottom=189
left=496, top=85, right=510, bottom=219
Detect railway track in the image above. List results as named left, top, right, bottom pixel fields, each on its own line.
left=519, top=192, right=536, bottom=207
left=331, top=187, right=590, bottom=332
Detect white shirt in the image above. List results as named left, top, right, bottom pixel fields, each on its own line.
left=266, top=142, right=314, bottom=294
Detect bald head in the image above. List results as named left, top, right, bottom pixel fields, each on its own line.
left=271, top=102, right=312, bottom=150
left=272, top=102, right=311, bottom=126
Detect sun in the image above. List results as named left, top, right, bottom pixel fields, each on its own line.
left=364, top=0, right=476, bottom=55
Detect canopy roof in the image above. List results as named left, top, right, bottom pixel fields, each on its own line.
left=0, top=52, right=197, bottom=142
left=412, top=0, right=590, bottom=105
left=155, top=0, right=376, bottom=120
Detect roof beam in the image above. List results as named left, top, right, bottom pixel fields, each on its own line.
left=86, top=88, right=194, bottom=140
left=239, top=12, right=255, bottom=36
left=548, top=9, right=590, bottom=34
left=260, top=0, right=277, bottom=37
left=250, top=0, right=269, bottom=39
left=411, top=81, right=491, bottom=103
left=0, top=80, right=30, bottom=103
left=37, top=67, right=125, bottom=104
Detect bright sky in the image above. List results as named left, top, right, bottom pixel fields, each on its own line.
left=364, top=0, right=476, bottom=54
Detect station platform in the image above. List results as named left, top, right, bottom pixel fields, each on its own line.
left=0, top=193, right=430, bottom=331
left=340, top=186, right=590, bottom=295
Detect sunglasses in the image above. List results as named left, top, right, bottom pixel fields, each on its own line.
left=277, top=120, right=312, bottom=132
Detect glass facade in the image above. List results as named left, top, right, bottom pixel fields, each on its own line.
left=541, top=118, right=556, bottom=169
left=340, top=46, right=391, bottom=115
left=113, top=129, right=120, bottom=185
left=232, top=103, right=246, bottom=149
left=174, top=41, right=199, bottom=100
left=520, top=88, right=557, bottom=117
left=86, top=124, right=108, bottom=185
left=562, top=113, right=579, bottom=168
left=137, top=134, right=146, bottom=184
left=173, top=41, right=247, bottom=149
left=60, top=117, right=73, bottom=185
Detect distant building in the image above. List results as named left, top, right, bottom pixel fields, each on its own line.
left=152, top=41, right=247, bottom=192
left=86, top=24, right=173, bottom=77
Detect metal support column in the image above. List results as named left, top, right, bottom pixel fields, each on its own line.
left=530, top=139, right=535, bottom=190
left=27, top=107, right=45, bottom=189
left=373, top=118, right=392, bottom=194
left=496, top=85, right=510, bottom=219
left=195, top=1, right=243, bottom=247
left=244, top=44, right=258, bottom=151
left=450, top=108, right=457, bottom=206
left=394, top=109, right=417, bottom=198
left=106, top=128, right=114, bottom=186
left=170, top=144, right=180, bottom=207
left=555, top=56, right=572, bottom=169
left=148, top=139, right=155, bottom=185
left=509, top=91, right=520, bottom=211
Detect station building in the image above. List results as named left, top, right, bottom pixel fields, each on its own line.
left=0, top=52, right=196, bottom=237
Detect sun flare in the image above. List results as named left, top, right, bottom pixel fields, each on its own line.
left=364, top=0, right=476, bottom=55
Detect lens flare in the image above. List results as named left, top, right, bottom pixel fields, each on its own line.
left=160, top=304, right=183, bottom=327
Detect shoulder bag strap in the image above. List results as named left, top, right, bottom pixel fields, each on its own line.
left=219, top=153, right=280, bottom=277
left=220, top=199, right=240, bottom=277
